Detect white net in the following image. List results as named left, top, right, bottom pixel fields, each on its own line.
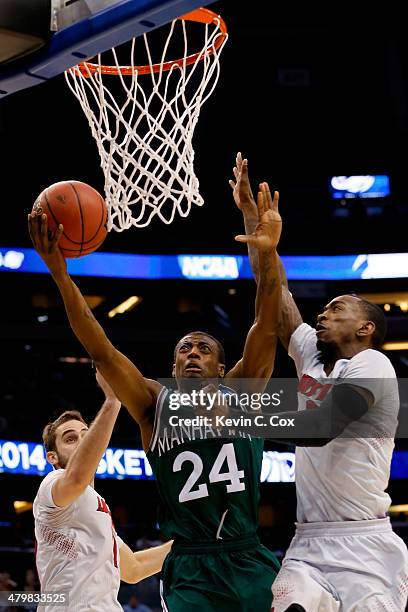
left=65, top=11, right=228, bottom=231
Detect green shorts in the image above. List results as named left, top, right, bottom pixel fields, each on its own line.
left=161, top=534, right=280, bottom=611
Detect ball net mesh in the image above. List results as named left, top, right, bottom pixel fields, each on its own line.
left=64, top=10, right=228, bottom=231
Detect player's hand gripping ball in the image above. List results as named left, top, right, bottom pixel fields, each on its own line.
left=32, top=180, right=108, bottom=258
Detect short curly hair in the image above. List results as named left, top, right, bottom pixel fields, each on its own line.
left=42, top=410, right=88, bottom=453
left=352, top=295, right=387, bottom=348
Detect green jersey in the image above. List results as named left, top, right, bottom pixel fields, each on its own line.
left=147, top=385, right=264, bottom=541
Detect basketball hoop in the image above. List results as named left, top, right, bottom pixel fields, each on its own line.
left=65, top=8, right=228, bottom=231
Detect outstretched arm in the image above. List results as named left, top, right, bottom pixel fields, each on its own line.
left=229, top=153, right=260, bottom=279
left=51, top=371, right=121, bottom=507
left=120, top=540, right=173, bottom=583
left=230, top=153, right=303, bottom=351
left=226, top=183, right=281, bottom=389
left=28, top=212, right=160, bottom=448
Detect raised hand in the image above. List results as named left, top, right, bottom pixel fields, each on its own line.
left=28, top=210, right=66, bottom=276
left=96, top=369, right=121, bottom=407
left=229, top=152, right=256, bottom=214
left=235, top=183, right=282, bottom=251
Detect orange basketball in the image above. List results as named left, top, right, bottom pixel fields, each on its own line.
left=33, top=181, right=108, bottom=258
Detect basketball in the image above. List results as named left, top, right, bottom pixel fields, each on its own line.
left=32, top=180, right=108, bottom=258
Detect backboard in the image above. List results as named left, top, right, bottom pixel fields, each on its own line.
left=0, top=0, right=215, bottom=98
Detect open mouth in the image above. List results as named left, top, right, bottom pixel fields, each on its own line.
left=316, top=324, right=327, bottom=334
left=185, top=364, right=202, bottom=373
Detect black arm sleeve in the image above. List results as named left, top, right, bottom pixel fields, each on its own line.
left=268, top=384, right=370, bottom=447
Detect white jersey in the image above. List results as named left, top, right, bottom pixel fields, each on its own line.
left=33, top=469, right=122, bottom=611
left=289, top=323, right=399, bottom=523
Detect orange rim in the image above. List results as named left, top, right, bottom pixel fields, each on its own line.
left=71, top=7, right=227, bottom=77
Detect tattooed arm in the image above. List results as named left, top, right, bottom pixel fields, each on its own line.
left=279, top=285, right=303, bottom=351
left=28, top=212, right=160, bottom=449
left=226, top=184, right=282, bottom=389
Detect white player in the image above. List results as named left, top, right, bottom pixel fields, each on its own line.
left=231, top=153, right=408, bottom=611
left=33, top=370, right=172, bottom=612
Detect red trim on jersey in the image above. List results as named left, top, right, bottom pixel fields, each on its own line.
left=96, top=495, right=111, bottom=516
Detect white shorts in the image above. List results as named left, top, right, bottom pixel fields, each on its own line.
left=272, top=517, right=408, bottom=612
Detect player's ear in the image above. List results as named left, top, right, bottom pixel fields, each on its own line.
left=172, top=363, right=176, bottom=378
left=218, top=364, right=225, bottom=377
left=357, top=320, right=375, bottom=338
left=46, top=450, right=58, bottom=467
